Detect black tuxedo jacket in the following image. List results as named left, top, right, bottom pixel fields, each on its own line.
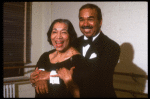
left=73, top=32, right=120, bottom=98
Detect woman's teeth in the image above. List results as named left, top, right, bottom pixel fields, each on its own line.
left=56, top=41, right=63, bottom=44
left=55, top=41, right=63, bottom=47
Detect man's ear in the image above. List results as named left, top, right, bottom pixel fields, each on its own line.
left=100, top=19, right=102, bottom=26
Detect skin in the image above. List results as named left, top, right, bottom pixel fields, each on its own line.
left=30, top=67, right=41, bottom=84
left=51, top=22, right=70, bottom=52
left=56, top=67, right=75, bottom=84
left=30, top=22, right=80, bottom=97
left=31, top=7, right=104, bottom=98
left=56, top=67, right=80, bottom=98
left=35, top=80, right=48, bottom=94
left=30, top=67, right=49, bottom=94
left=79, top=8, right=102, bottom=38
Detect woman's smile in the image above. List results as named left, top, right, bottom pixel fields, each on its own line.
left=51, top=22, right=70, bottom=52
left=55, top=40, right=64, bottom=47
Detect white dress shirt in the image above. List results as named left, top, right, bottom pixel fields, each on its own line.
left=82, top=32, right=100, bottom=59
left=38, top=69, right=60, bottom=84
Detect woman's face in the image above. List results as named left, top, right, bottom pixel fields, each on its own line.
left=51, top=22, right=70, bottom=52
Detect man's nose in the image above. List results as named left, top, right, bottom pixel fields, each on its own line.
left=83, top=20, right=89, bottom=26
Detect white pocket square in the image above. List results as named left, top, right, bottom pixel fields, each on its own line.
left=89, top=53, right=97, bottom=59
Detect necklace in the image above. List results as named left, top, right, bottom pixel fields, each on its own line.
left=50, top=48, right=74, bottom=64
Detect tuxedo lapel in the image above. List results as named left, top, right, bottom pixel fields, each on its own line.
left=85, top=32, right=104, bottom=59
left=93, top=32, right=104, bottom=55
left=76, top=32, right=105, bottom=59
left=76, top=36, right=84, bottom=54
left=84, top=46, right=93, bottom=59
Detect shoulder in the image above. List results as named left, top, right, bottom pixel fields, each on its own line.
left=47, top=49, right=56, bottom=54
left=73, top=35, right=84, bottom=44
left=71, top=54, right=87, bottom=66
left=39, top=49, right=56, bottom=59
left=101, top=32, right=120, bottom=50
left=72, top=54, right=83, bottom=60
left=101, top=33, right=120, bottom=57
left=72, top=35, right=84, bottom=48
left=78, top=35, right=84, bottom=40
left=77, top=35, right=84, bottom=43
left=36, top=50, right=55, bottom=64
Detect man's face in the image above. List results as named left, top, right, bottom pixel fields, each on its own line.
left=79, top=8, right=102, bottom=38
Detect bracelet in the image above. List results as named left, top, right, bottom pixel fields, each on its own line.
left=31, top=83, right=36, bottom=87
left=50, top=70, right=60, bottom=84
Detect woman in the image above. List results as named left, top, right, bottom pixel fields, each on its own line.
left=30, top=19, right=86, bottom=98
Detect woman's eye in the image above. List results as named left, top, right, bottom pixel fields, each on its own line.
left=62, top=32, right=66, bottom=34
left=52, top=31, right=57, bottom=33
left=62, top=31, right=68, bottom=34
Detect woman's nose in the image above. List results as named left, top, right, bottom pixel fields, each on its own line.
left=56, top=32, right=62, bottom=38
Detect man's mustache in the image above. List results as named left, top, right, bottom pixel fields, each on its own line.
left=81, top=26, right=93, bottom=29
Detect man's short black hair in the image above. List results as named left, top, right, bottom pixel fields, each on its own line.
left=79, top=3, right=102, bottom=21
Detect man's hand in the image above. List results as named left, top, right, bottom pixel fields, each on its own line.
left=34, top=71, right=50, bottom=82
left=35, top=80, right=48, bottom=94
left=56, top=67, right=75, bottom=85
left=55, top=67, right=80, bottom=98
left=30, top=67, right=41, bottom=84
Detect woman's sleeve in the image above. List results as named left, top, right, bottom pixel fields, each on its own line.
left=35, top=52, right=48, bottom=71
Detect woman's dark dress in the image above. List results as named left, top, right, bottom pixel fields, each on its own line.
left=35, top=49, right=88, bottom=98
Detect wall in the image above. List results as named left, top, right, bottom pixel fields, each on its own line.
left=18, top=2, right=53, bottom=98
left=19, top=1, right=148, bottom=98
left=51, top=1, right=148, bottom=75
left=51, top=2, right=148, bottom=96
left=31, top=2, right=52, bottom=65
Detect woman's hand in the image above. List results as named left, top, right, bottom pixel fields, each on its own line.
left=35, top=80, right=48, bottom=94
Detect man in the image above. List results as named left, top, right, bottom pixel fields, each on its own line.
left=30, top=3, right=120, bottom=98
left=72, top=3, right=120, bottom=98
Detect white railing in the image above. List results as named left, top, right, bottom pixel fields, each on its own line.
left=3, top=76, right=30, bottom=98
left=3, top=65, right=148, bottom=98
left=3, top=84, right=15, bottom=98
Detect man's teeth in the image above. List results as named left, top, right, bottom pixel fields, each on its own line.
left=84, top=29, right=91, bottom=32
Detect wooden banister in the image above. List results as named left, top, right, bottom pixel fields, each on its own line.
left=114, top=72, right=148, bottom=79
left=3, top=65, right=36, bottom=69
left=3, top=65, right=148, bottom=79
left=3, top=65, right=148, bottom=98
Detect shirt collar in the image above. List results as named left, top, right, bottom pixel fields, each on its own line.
left=83, top=32, right=100, bottom=42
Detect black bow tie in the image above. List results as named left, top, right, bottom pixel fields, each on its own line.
left=83, top=37, right=93, bottom=46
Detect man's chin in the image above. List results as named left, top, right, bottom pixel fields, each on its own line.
left=83, top=33, right=93, bottom=38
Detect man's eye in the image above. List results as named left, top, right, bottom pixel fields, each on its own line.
left=88, top=19, right=93, bottom=21
left=79, top=19, right=84, bottom=21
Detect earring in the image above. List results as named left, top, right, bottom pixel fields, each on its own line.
left=54, top=45, right=56, bottom=49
